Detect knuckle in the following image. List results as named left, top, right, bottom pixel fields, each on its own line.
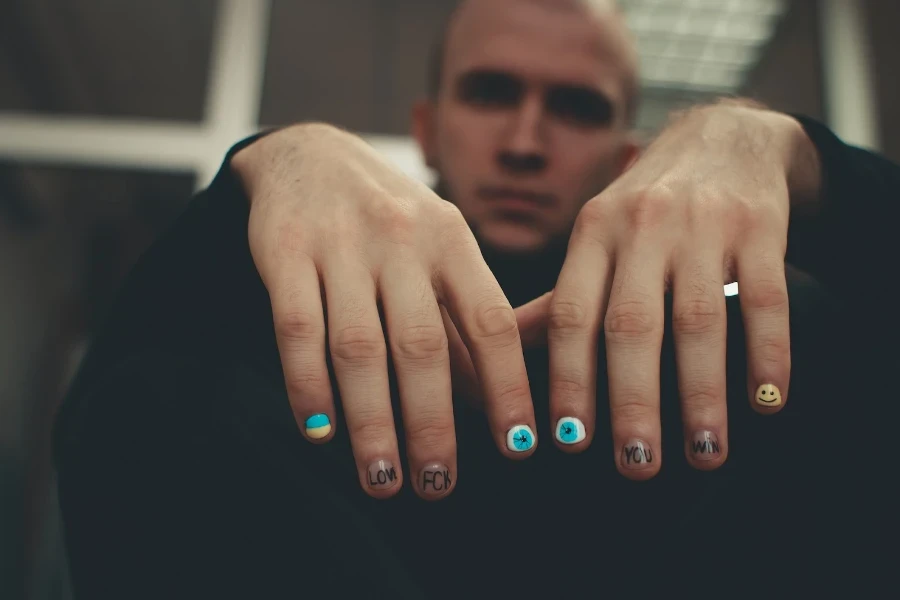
left=437, top=205, right=478, bottom=254
left=471, top=300, right=519, bottom=346
left=284, top=369, right=330, bottom=399
left=392, top=324, right=448, bottom=362
left=624, top=187, right=673, bottom=232
left=605, top=300, right=659, bottom=342
left=750, top=334, right=791, bottom=362
left=331, top=324, right=387, bottom=363
left=744, top=278, right=789, bottom=312
left=611, top=396, right=657, bottom=426
left=572, top=200, right=610, bottom=242
left=680, top=384, right=723, bottom=418
left=275, top=309, right=323, bottom=343
left=550, top=370, right=588, bottom=399
left=548, top=299, right=590, bottom=334
left=404, top=417, right=456, bottom=447
left=672, top=298, right=723, bottom=336
left=371, top=202, right=417, bottom=245
left=272, top=222, right=311, bottom=258
left=351, top=418, right=397, bottom=447
left=488, top=377, right=532, bottom=411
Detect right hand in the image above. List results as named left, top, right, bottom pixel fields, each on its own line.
left=233, top=123, right=538, bottom=500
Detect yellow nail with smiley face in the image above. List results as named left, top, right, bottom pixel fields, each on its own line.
left=755, top=383, right=782, bottom=407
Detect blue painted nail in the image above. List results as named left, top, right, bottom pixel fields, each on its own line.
left=506, top=425, right=535, bottom=452
left=555, top=417, right=586, bottom=445
left=304, top=413, right=332, bottom=440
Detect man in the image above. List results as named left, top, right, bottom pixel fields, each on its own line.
left=55, top=0, right=896, bottom=597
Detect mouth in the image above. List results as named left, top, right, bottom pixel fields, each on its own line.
left=477, top=186, right=556, bottom=211
left=757, top=397, right=779, bottom=404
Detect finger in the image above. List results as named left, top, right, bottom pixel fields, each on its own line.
left=437, top=243, right=537, bottom=459
left=737, top=244, right=791, bottom=414
left=671, top=252, right=728, bottom=470
left=267, top=256, right=336, bottom=444
left=605, top=247, right=667, bottom=480
left=322, top=256, right=402, bottom=499
left=442, top=306, right=481, bottom=404
left=515, top=290, right=553, bottom=350
left=548, top=234, right=613, bottom=453
left=380, top=262, right=457, bottom=501
left=447, top=291, right=553, bottom=407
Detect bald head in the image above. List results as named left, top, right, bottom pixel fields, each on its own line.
left=428, top=0, right=640, bottom=124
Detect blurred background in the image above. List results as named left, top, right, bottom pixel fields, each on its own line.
left=1, top=0, right=897, bottom=597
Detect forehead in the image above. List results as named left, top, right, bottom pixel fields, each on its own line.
left=444, top=0, right=628, bottom=100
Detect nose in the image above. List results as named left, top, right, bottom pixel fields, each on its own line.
left=498, top=93, right=547, bottom=175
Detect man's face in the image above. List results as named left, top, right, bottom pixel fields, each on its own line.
left=415, top=0, right=638, bottom=255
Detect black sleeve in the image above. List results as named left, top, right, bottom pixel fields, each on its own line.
left=55, top=353, right=425, bottom=600
left=786, top=117, right=899, bottom=337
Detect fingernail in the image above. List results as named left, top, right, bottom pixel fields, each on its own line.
left=304, top=413, right=332, bottom=439
left=621, top=438, right=654, bottom=470
left=419, top=463, right=452, bottom=496
left=755, top=383, right=782, bottom=407
left=366, top=460, right=399, bottom=490
left=555, top=417, right=586, bottom=445
left=506, top=425, right=535, bottom=452
left=690, top=431, right=722, bottom=461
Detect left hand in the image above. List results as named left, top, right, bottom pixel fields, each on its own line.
left=544, top=102, right=811, bottom=479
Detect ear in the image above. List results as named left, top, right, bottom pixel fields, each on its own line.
left=616, top=134, right=641, bottom=175
left=411, top=98, right=439, bottom=170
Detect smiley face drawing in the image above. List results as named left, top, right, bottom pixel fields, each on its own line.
left=555, top=417, right=586, bottom=445
left=755, top=384, right=782, bottom=407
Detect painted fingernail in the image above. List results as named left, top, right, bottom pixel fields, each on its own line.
left=690, top=431, right=722, bottom=461
left=304, top=413, right=332, bottom=439
left=555, top=417, right=586, bottom=445
left=419, top=463, right=452, bottom=496
left=755, top=383, right=782, bottom=407
left=506, top=425, right=535, bottom=452
left=366, top=460, right=399, bottom=490
left=621, top=438, right=654, bottom=470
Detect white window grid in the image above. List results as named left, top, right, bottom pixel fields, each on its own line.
left=0, top=0, right=432, bottom=191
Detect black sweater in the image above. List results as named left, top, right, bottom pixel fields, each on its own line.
left=54, top=117, right=898, bottom=599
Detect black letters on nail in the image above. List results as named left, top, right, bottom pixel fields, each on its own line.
left=623, top=445, right=652, bottom=464
left=368, top=467, right=397, bottom=487
left=691, top=439, right=720, bottom=455
left=422, top=469, right=451, bottom=491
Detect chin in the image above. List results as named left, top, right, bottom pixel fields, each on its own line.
left=478, top=222, right=551, bottom=255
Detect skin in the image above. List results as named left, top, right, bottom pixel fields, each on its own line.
left=234, top=0, right=820, bottom=496
left=413, top=0, right=639, bottom=255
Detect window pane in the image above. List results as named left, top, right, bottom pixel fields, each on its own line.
left=0, top=0, right=218, bottom=121
left=260, top=0, right=457, bottom=134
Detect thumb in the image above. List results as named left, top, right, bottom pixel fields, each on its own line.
left=442, top=291, right=554, bottom=408
left=514, top=290, right=552, bottom=350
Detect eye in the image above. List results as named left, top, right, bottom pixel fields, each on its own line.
left=457, top=71, right=523, bottom=108
left=556, top=418, right=586, bottom=444
left=546, top=86, right=613, bottom=127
